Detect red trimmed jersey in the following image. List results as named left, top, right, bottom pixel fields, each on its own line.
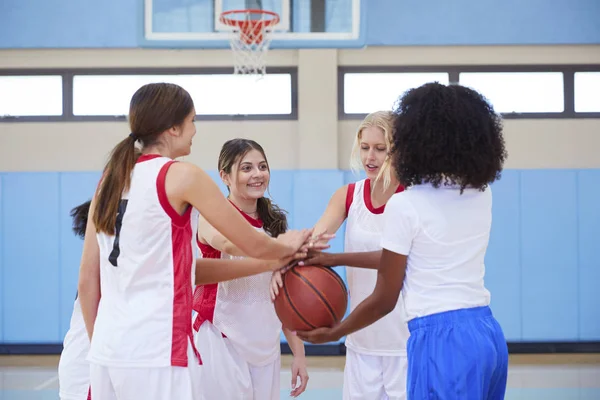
left=89, top=154, right=200, bottom=368
left=192, top=204, right=282, bottom=367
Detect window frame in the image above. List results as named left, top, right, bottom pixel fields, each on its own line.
left=0, top=67, right=298, bottom=122
left=338, top=65, right=600, bottom=120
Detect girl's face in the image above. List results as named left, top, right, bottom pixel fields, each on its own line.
left=170, top=109, right=197, bottom=158
left=359, top=126, right=388, bottom=181
left=225, top=149, right=270, bottom=200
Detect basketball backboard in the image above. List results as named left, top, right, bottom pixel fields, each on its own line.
left=144, top=0, right=362, bottom=47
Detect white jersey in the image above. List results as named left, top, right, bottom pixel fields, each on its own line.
left=344, top=179, right=410, bottom=356
left=58, top=296, right=90, bottom=399
left=381, top=183, right=492, bottom=321
left=193, top=205, right=282, bottom=367
left=89, top=154, right=200, bottom=368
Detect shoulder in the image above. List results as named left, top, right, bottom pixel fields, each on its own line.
left=385, top=190, right=417, bottom=219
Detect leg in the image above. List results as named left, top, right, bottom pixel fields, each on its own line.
left=407, top=307, right=508, bottom=400
left=342, top=348, right=385, bottom=400
left=89, top=364, right=117, bottom=400
left=194, top=321, right=253, bottom=399
left=486, top=318, right=509, bottom=400
left=107, top=342, right=203, bottom=400
left=248, top=354, right=281, bottom=400
left=382, top=355, right=408, bottom=400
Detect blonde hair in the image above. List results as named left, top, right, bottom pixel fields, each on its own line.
left=349, top=110, right=395, bottom=191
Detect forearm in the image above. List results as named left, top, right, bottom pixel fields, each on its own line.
left=283, top=328, right=306, bottom=358
left=219, top=239, right=248, bottom=257
left=195, top=258, right=273, bottom=285
left=323, top=250, right=382, bottom=269
left=332, top=291, right=394, bottom=339
left=78, top=278, right=100, bottom=340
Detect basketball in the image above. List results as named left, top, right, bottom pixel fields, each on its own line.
left=274, top=265, right=348, bottom=332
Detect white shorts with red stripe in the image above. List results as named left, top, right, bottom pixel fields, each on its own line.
left=194, top=320, right=280, bottom=400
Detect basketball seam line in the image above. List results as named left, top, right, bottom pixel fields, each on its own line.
left=291, top=268, right=338, bottom=321
left=283, top=277, right=317, bottom=330
left=318, top=266, right=348, bottom=297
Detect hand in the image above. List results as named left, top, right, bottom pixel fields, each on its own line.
left=266, top=253, right=304, bottom=274
left=299, top=230, right=336, bottom=253
left=295, top=326, right=342, bottom=344
left=270, top=270, right=283, bottom=301
left=290, top=357, right=309, bottom=397
left=270, top=261, right=299, bottom=301
left=276, top=229, right=313, bottom=255
left=297, top=249, right=333, bottom=267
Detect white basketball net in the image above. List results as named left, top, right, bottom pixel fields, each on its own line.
left=221, top=11, right=279, bottom=77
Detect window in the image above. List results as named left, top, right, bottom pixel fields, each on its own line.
left=574, top=72, right=600, bottom=112
left=343, top=72, right=450, bottom=114
left=0, top=76, right=62, bottom=117
left=73, top=74, right=293, bottom=116
left=459, top=72, right=564, bottom=113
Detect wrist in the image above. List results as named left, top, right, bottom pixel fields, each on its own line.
left=321, top=252, right=338, bottom=267
left=330, top=324, right=344, bottom=341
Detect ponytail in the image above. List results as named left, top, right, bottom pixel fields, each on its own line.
left=256, top=196, right=288, bottom=237
left=93, top=135, right=138, bottom=234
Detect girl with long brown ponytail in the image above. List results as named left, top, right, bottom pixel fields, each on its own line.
left=77, top=83, right=312, bottom=400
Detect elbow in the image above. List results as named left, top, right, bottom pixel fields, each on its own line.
left=374, top=293, right=399, bottom=317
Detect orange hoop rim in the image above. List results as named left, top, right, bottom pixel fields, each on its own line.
left=219, top=9, right=280, bottom=29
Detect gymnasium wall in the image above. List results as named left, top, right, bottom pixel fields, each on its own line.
left=1, top=0, right=600, bottom=48
left=1, top=45, right=599, bottom=347
left=1, top=0, right=599, bottom=349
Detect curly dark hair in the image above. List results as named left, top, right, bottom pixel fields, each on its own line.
left=391, top=82, right=507, bottom=192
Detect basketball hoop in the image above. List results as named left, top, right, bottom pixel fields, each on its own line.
left=220, top=9, right=280, bottom=76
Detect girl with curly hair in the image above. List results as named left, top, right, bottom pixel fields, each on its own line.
left=297, top=82, right=509, bottom=400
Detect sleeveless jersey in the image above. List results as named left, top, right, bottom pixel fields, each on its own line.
left=193, top=205, right=282, bottom=367
left=344, top=179, right=410, bottom=356
left=89, top=154, right=200, bottom=368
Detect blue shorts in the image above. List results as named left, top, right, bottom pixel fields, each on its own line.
left=406, top=306, right=508, bottom=400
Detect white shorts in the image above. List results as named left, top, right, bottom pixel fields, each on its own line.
left=59, top=299, right=91, bottom=400
left=343, top=348, right=408, bottom=400
left=194, top=320, right=280, bottom=400
left=89, top=341, right=202, bottom=400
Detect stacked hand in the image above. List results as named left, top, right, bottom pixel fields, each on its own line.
left=267, top=231, right=335, bottom=274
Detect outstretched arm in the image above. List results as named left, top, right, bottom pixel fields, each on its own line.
left=197, top=213, right=247, bottom=257
left=171, top=162, right=310, bottom=260
left=296, top=249, right=406, bottom=343
left=299, top=250, right=382, bottom=270
left=312, top=184, right=350, bottom=239
left=195, top=255, right=304, bottom=285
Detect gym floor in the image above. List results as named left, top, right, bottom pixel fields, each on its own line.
left=1, top=353, right=599, bottom=399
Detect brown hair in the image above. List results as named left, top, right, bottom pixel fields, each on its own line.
left=218, top=138, right=288, bottom=237
left=93, top=83, right=194, bottom=234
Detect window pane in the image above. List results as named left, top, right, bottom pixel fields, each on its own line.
left=73, top=74, right=292, bottom=116
left=575, top=72, right=600, bottom=112
left=459, top=72, right=564, bottom=113
left=0, top=76, right=62, bottom=117
left=343, top=73, right=449, bottom=114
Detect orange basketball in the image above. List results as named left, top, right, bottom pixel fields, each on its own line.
left=274, top=265, right=348, bottom=332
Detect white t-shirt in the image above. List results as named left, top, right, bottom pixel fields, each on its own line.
left=381, top=183, right=492, bottom=322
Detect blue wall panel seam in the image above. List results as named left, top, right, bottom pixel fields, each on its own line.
left=517, top=170, right=523, bottom=341
left=575, top=170, right=581, bottom=340
left=57, top=173, right=63, bottom=341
